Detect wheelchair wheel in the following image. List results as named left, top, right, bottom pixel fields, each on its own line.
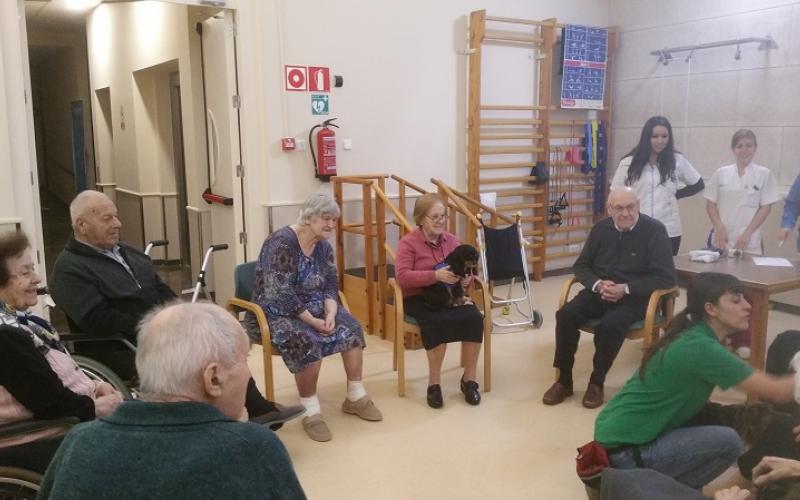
left=532, top=310, right=543, bottom=329
left=72, top=355, right=134, bottom=400
left=0, top=467, right=41, bottom=499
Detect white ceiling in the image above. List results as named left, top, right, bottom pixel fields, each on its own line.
left=25, top=0, right=133, bottom=34
left=26, top=1, right=88, bottom=33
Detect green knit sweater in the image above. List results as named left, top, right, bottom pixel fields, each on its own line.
left=38, top=400, right=306, bottom=499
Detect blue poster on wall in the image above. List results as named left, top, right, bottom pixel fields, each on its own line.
left=560, top=24, right=608, bottom=110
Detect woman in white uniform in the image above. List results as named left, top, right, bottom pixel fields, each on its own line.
left=611, top=116, right=704, bottom=255
left=704, top=129, right=781, bottom=359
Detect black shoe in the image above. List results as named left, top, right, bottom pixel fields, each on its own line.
left=250, top=403, right=306, bottom=431
left=427, top=384, right=443, bottom=409
left=460, top=378, right=481, bottom=406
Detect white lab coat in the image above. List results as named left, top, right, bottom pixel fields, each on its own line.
left=703, top=162, right=780, bottom=255
left=611, top=153, right=701, bottom=238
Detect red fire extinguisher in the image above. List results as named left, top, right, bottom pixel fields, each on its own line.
left=309, top=118, right=339, bottom=181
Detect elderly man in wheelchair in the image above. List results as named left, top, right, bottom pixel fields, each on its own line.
left=49, top=190, right=303, bottom=428
left=0, top=230, right=123, bottom=478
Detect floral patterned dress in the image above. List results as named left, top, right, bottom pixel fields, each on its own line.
left=250, top=226, right=364, bottom=373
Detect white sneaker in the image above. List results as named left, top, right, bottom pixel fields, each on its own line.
left=735, top=346, right=751, bottom=360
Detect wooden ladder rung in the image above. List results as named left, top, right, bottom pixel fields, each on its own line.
left=549, top=174, right=595, bottom=181
left=480, top=133, right=544, bottom=140
left=480, top=105, right=546, bottom=111
left=550, top=119, right=590, bottom=126
left=480, top=146, right=543, bottom=155
left=555, top=210, right=594, bottom=219
left=496, top=202, right=544, bottom=211
left=484, top=30, right=543, bottom=44
left=480, top=118, right=542, bottom=126
left=545, top=224, right=594, bottom=233
left=479, top=162, right=535, bottom=170
left=546, top=250, right=581, bottom=260
left=550, top=132, right=585, bottom=139
left=544, top=235, right=586, bottom=247
left=519, top=216, right=545, bottom=223
left=492, top=188, right=546, bottom=197
left=485, top=15, right=551, bottom=27
left=341, top=226, right=365, bottom=235
left=480, top=176, right=536, bottom=184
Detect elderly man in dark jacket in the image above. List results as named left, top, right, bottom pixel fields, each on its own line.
left=543, top=187, right=676, bottom=409
left=50, top=190, right=303, bottom=427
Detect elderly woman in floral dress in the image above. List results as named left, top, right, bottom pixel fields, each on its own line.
left=250, top=193, right=382, bottom=442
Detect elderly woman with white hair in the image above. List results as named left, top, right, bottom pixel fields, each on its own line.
left=38, top=301, right=306, bottom=499
left=250, top=193, right=382, bottom=442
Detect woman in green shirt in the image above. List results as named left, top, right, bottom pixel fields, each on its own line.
left=595, top=272, right=795, bottom=489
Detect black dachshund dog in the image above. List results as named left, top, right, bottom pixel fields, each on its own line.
left=422, top=244, right=480, bottom=311
left=691, top=401, right=800, bottom=499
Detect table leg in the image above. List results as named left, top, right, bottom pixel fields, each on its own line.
left=747, top=287, right=769, bottom=372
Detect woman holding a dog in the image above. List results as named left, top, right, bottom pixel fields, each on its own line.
left=395, top=193, right=484, bottom=409
left=594, top=272, right=795, bottom=490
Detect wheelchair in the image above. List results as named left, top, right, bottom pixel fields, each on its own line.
left=51, top=242, right=229, bottom=399
left=0, top=417, right=79, bottom=499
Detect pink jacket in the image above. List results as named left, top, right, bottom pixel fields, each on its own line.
left=395, top=228, right=461, bottom=298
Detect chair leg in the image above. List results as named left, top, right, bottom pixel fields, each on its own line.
left=397, top=322, right=406, bottom=397
left=263, top=346, right=275, bottom=402
left=484, top=324, right=491, bottom=393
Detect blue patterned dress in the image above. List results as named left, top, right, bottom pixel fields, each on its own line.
left=250, top=226, right=365, bottom=373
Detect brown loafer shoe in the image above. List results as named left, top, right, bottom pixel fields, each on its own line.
left=542, top=382, right=573, bottom=406
left=342, top=396, right=383, bottom=422
left=582, top=384, right=604, bottom=409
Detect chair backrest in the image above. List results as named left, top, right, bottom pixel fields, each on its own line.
left=233, top=262, right=257, bottom=301
left=482, top=223, right=525, bottom=280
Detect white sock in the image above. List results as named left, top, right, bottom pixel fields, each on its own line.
left=299, top=395, right=321, bottom=417
left=347, top=380, right=367, bottom=402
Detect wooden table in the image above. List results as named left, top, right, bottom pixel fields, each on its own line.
left=674, top=255, right=800, bottom=371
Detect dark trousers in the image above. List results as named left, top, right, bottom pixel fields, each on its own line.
left=0, top=437, right=64, bottom=474
left=554, top=288, right=649, bottom=387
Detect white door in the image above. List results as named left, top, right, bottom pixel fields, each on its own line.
left=202, top=10, right=244, bottom=305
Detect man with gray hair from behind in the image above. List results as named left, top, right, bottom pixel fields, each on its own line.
left=38, top=301, right=306, bottom=500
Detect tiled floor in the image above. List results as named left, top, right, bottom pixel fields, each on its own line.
left=248, top=277, right=800, bottom=500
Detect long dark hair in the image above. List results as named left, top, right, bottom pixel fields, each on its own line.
left=639, top=272, right=744, bottom=379
left=623, top=116, right=677, bottom=186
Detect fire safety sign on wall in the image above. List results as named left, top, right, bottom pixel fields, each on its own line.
left=285, top=65, right=330, bottom=92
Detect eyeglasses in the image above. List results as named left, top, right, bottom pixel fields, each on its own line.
left=610, top=204, right=638, bottom=214
left=426, top=214, right=449, bottom=223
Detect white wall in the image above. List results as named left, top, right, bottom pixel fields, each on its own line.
left=610, top=0, right=800, bottom=305
left=86, top=2, right=203, bottom=260
left=234, top=0, right=610, bottom=257
left=609, top=0, right=800, bottom=186
left=0, top=1, right=43, bottom=292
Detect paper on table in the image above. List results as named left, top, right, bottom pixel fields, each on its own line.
left=752, top=257, right=794, bottom=267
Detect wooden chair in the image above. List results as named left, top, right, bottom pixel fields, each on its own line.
left=558, top=276, right=680, bottom=348
left=225, top=261, right=351, bottom=401
left=386, top=277, right=493, bottom=397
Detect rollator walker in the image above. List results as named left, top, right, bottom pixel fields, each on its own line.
left=476, top=212, right=543, bottom=330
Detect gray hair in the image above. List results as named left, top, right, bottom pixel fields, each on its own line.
left=135, top=301, right=248, bottom=398
left=69, top=190, right=113, bottom=226
left=296, top=193, right=341, bottom=225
